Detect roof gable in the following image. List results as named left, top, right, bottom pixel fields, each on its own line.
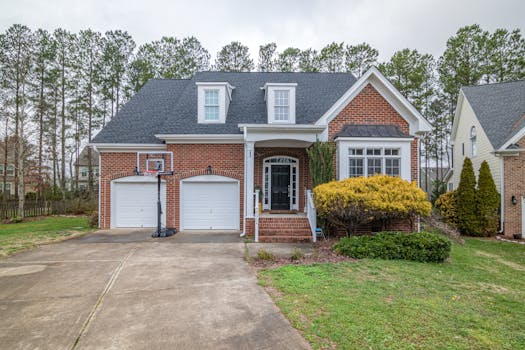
left=457, top=80, right=525, bottom=150
left=316, top=67, right=432, bottom=135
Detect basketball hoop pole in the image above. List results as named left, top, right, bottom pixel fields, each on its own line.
left=136, top=151, right=175, bottom=238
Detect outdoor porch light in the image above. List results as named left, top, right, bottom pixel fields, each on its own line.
left=511, top=195, right=517, bottom=205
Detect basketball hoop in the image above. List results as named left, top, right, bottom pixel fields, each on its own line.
left=143, top=169, right=159, bottom=177
left=135, top=151, right=176, bottom=238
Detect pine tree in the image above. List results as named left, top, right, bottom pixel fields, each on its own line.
left=276, top=47, right=300, bottom=72
left=258, top=43, right=276, bottom=72
left=214, top=42, right=254, bottom=72
left=476, top=161, right=500, bottom=236
left=345, top=43, right=378, bottom=77
left=457, top=157, right=479, bottom=235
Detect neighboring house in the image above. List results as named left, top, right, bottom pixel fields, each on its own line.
left=450, top=80, right=525, bottom=238
left=75, top=147, right=99, bottom=191
left=91, top=67, right=431, bottom=242
left=0, top=137, right=38, bottom=198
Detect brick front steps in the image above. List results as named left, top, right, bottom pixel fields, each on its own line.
left=258, top=215, right=313, bottom=243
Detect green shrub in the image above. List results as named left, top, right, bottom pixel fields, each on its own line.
left=476, top=161, right=500, bottom=236
left=457, top=158, right=479, bottom=235
left=290, top=248, right=303, bottom=261
left=333, top=231, right=451, bottom=263
left=256, top=249, right=276, bottom=261
left=435, top=190, right=458, bottom=226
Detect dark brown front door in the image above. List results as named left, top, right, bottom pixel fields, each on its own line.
left=271, top=165, right=290, bottom=210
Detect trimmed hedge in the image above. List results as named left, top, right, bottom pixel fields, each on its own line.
left=333, top=231, right=451, bottom=263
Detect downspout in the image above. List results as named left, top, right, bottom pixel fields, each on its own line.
left=92, top=145, right=101, bottom=229
left=499, top=155, right=504, bottom=234
left=417, top=137, right=421, bottom=232
left=240, top=126, right=247, bottom=237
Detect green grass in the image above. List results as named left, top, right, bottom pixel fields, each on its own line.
left=0, top=216, right=91, bottom=257
left=259, top=238, right=525, bottom=350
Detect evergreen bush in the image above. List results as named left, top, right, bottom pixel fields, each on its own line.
left=456, top=158, right=479, bottom=235
left=435, top=190, right=458, bottom=227
left=333, top=231, right=451, bottom=263
left=314, top=175, right=431, bottom=235
left=476, top=161, right=500, bottom=236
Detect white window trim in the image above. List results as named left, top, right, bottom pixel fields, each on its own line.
left=6, top=164, right=14, bottom=176
left=196, top=82, right=234, bottom=124
left=337, top=139, right=412, bottom=181
left=262, top=156, right=299, bottom=211
left=203, top=89, right=220, bottom=121
left=263, top=83, right=297, bottom=124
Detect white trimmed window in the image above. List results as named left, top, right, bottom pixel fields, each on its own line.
left=0, top=164, right=3, bottom=175
left=264, top=83, right=296, bottom=124
left=274, top=90, right=290, bottom=121
left=80, top=167, right=88, bottom=177
left=204, top=89, right=220, bottom=121
left=348, top=147, right=401, bottom=178
left=6, top=164, right=14, bottom=176
left=196, top=82, right=234, bottom=124
left=470, top=126, right=477, bottom=157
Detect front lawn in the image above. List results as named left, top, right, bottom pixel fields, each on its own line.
left=0, top=216, right=91, bottom=257
left=259, top=238, right=525, bottom=349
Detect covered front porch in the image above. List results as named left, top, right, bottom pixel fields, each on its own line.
left=241, top=124, right=324, bottom=242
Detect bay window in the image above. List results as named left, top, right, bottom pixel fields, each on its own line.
left=348, top=147, right=401, bottom=178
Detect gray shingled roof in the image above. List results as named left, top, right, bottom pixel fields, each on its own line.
left=92, top=71, right=357, bottom=144
left=462, top=80, right=525, bottom=149
left=333, top=124, right=410, bottom=139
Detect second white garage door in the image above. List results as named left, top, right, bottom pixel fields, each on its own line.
left=181, top=176, right=239, bottom=230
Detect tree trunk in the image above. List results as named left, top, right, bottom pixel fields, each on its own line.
left=60, top=63, right=66, bottom=198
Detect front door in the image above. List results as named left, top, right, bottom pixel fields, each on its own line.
left=271, top=165, right=290, bottom=210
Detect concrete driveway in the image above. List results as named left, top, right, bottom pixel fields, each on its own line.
left=0, top=230, right=310, bottom=350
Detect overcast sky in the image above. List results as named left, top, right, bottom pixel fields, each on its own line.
left=1, top=0, right=524, bottom=62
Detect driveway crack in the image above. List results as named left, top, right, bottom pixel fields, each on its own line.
left=69, top=247, right=136, bottom=350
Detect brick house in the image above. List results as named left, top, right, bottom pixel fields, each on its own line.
left=450, top=80, right=525, bottom=238
left=91, top=68, right=431, bottom=242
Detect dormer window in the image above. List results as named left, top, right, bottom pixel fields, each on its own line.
left=204, top=89, right=220, bottom=121
left=274, top=90, right=290, bottom=121
left=263, top=83, right=296, bottom=124
left=196, top=82, right=234, bottom=124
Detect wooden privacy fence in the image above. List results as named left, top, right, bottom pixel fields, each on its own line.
left=0, top=200, right=76, bottom=220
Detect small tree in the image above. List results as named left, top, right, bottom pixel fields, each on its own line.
left=476, top=161, right=500, bottom=236
left=457, top=158, right=478, bottom=235
left=306, top=140, right=335, bottom=188
left=314, top=175, right=431, bottom=235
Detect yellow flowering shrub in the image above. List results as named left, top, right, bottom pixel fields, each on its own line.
left=313, top=175, right=431, bottom=234
left=434, top=190, right=458, bottom=227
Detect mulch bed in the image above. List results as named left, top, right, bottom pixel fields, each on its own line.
left=250, top=238, right=356, bottom=270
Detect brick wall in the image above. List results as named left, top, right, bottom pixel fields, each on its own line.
left=328, top=83, right=419, bottom=183
left=99, top=144, right=244, bottom=230
left=253, top=147, right=310, bottom=211
left=503, top=136, right=525, bottom=237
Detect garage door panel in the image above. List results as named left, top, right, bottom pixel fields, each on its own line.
left=181, top=181, right=239, bottom=230
left=112, top=181, right=166, bottom=228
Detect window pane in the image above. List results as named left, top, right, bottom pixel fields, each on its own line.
left=205, top=106, right=219, bottom=120
left=204, top=90, right=219, bottom=106
left=349, top=148, right=364, bottom=156
left=274, top=106, right=289, bottom=120
left=274, top=90, right=289, bottom=106
left=367, top=148, right=381, bottom=156
left=385, top=158, right=400, bottom=176
left=367, top=158, right=382, bottom=175
left=349, top=158, right=364, bottom=177
left=385, top=148, right=399, bottom=156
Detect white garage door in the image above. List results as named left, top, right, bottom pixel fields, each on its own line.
left=181, top=176, right=239, bottom=230
left=111, top=177, right=166, bottom=228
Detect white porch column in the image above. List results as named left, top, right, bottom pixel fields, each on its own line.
left=245, top=141, right=255, bottom=218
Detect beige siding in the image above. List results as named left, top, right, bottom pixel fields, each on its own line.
left=452, top=97, right=501, bottom=191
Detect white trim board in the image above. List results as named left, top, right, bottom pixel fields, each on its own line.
left=155, top=134, right=244, bottom=144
